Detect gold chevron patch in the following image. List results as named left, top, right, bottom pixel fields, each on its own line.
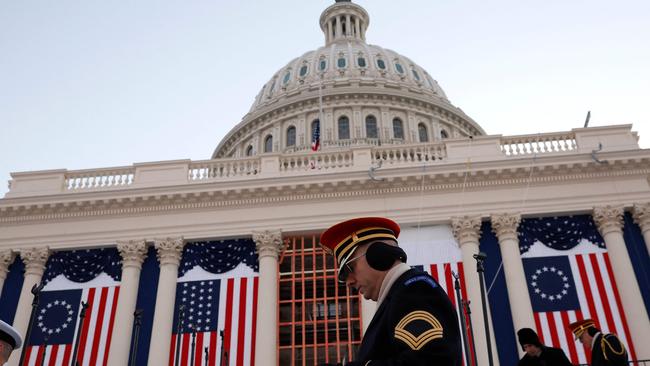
left=394, top=310, right=443, bottom=350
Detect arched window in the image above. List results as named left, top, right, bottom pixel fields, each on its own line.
left=319, top=59, right=327, bottom=72
left=441, top=129, right=449, bottom=139
left=246, top=145, right=254, bottom=157
left=392, top=118, right=404, bottom=139
left=357, top=56, right=367, bottom=68
left=264, top=135, right=273, bottom=153
left=338, top=116, right=350, bottom=140
left=418, top=123, right=428, bottom=142
left=365, top=115, right=378, bottom=138
left=286, top=126, right=296, bottom=147
left=377, top=59, right=386, bottom=70
left=299, top=65, right=309, bottom=77
left=282, top=71, right=291, bottom=86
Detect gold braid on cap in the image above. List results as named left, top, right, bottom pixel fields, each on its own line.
left=334, top=227, right=397, bottom=265
left=572, top=320, right=596, bottom=338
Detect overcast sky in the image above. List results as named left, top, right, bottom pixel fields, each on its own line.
left=1, top=0, right=649, bottom=197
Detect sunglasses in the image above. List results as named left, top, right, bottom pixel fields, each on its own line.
left=338, top=252, right=366, bottom=283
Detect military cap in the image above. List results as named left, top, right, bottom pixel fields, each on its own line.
left=0, top=319, right=22, bottom=350
left=320, top=217, right=400, bottom=272
left=568, top=319, right=597, bottom=339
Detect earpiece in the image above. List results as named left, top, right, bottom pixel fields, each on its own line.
left=365, top=242, right=407, bottom=271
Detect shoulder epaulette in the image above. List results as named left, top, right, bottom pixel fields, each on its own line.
left=600, top=333, right=626, bottom=360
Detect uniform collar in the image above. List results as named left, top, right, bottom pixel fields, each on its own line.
left=592, top=332, right=602, bottom=350
left=376, top=262, right=411, bottom=307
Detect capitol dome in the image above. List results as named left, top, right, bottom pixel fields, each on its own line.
left=213, top=0, right=485, bottom=159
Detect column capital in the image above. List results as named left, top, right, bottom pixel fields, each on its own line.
left=451, top=216, right=482, bottom=245
left=491, top=213, right=521, bottom=241
left=19, top=247, right=50, bottom=277
left=633, top=203, right=650, bottom=232
left=0, top=250, right=16, bottom=280
left=252, top=230, right=284, bottom=259
left=117, top=239, right=148, bottom=269
left=593, top=205, right=624, bottom=236
left=154, top=237, right=185, bottom=266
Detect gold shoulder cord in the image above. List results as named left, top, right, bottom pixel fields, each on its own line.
left=601, top=334, right=626, bottom=361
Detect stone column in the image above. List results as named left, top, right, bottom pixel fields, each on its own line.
left=7, top=247, right=49, bottom=366
left=252, top=230, right=284, bottom=366
left=632, top=203, right=650, bottom=255
left=147, top=238, right=185, bottom=365
left=491, top=213, right=535, bottom=357
left=0, top=250, right=16, bottom=296
left=107, top=240, right=147, bottom=366
left=452, top=216, right=499, bottom=366
left=593, top=206, right=650, bottom=359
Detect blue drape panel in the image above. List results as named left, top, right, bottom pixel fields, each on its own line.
left=0, top=257, right=24, bottom=323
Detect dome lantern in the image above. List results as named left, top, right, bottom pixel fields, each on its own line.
left=319, top=0, right=369, bottom=45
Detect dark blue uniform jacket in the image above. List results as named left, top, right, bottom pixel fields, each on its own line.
left=353, top=268, right=462, bottom=365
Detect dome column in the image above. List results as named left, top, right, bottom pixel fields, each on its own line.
left=632, top=202, right=650, bottom=255
left=593, top=206, right=650, bottom=359
left=452, top=216, right=499, bottom=366
left=107, top=240, right=147, bottom=366
left=252, top=230, right=284, bottom=366
left=7, top=247, right=50, bottom=366
left=147, top=238, right=185, bottom=365
left=490, top=213, right=535, bottom=357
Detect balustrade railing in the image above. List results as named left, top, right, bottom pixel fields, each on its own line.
left=10, top=129, right=605, bottom=196
left=65, top=168, right=135, bottom=191
left=373, top=143, right=447, bottom=164
left=500, top=132, right=577, bottom=156
left=189, top=158, right=260, bottom=181
left=280, top=151, right=353, bottom=172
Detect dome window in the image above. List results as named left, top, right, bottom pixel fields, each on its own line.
left=338, top=116, right=350, bottom=140
left=264, top=135, right=273, bottom=153
left=282, top=71, right=291, bottom=86
left=418, top=123, right=429, bottom=142
left=246, top=145, right=254, bottom=157
left=286, top=126, right=296, bottom=147
left=337, top=57, right=347, bottom=69
left=366, top=115, right=378, bottom=138
left=395, top=62, right=404, bottom=74
left=299, top=65, right=309, bottom=77
left=392, top=118, right=404, bottom=139
left=357, top=57, right=367, bottom=68
left=319, top=59, right=327, bottom=72
left=377, top=59, right=386, bottom=70
left=412, top=69, right=421, bottom=81
left=441, top=129, right=449, bottom=139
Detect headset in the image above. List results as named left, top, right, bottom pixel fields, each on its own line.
left=365, top=241, right=407, bottom=271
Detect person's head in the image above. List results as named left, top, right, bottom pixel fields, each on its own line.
left=568, top=319, right=599, bottom=348
left=517, top=328, right=543, bottom=357
left=0, top=320, right=22, bottom=364
left=320, top=217, right=406, bottom=301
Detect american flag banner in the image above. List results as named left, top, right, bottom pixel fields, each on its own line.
left=311, top=121, right=320, bottom=152
left=170, top=239, right=259, bottom=366
left=522, top=250, right=637, bottom=365
left=169, top=275, right=259, bottom=366
left=420, top=262, right=475, bottom=366
left=22, top=248, right=121, bottom=366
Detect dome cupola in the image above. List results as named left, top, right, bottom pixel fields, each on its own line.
left=320, top=0, right=370, bottom=45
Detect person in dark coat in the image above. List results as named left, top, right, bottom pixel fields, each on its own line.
left=568, top=319, right=628, bottom=366
left=319, top=217, right=462, bottom=366
left=517, top=327, right=573, bottom=366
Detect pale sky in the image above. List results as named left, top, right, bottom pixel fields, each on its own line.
left=1, top=0, right=649, bottom=197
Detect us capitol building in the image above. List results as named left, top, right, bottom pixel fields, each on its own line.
left=1, top=1, right=649, bottom=365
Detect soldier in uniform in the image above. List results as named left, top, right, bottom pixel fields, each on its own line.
left=0, top=319, right=22, bottom=365
left=568, top=319, right=628, bottom=366
left=319, top=217, right=462, bottom=365
left=516, top=327, right=573, bottom=366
